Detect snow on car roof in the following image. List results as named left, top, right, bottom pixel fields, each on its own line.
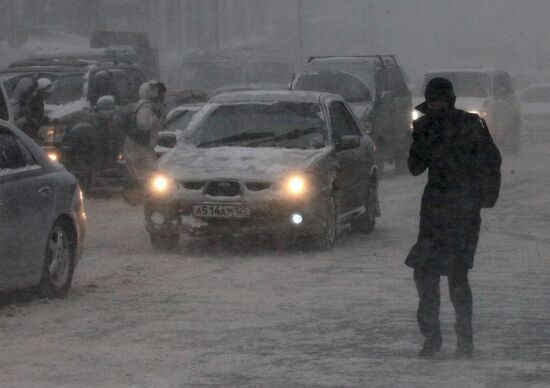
left=425, top=68, right=502, bottom=76
left=211, top=90, right=340, bottom=104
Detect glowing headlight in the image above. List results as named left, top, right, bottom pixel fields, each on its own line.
left=149, top=174, right=178, bottom=194
left=47, top=151, right=59, bottom=161
left=412, top=110, right=421, bottom=121
left=286, top=175, right=308, bottom=196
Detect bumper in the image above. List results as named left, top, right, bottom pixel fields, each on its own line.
left=145, top=194, right=327, bottom=238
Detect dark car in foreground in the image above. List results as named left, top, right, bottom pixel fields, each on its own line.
left=0, top=97, right=86, bottom=297
left=1, top=57, right=147, bottom=190
left=144, top=91, right=380, bottom=251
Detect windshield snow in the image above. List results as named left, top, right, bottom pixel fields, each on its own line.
left=186, top=102, right=327, bottom=149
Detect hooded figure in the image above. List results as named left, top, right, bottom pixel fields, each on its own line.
left=11, top=78, right=40, bottom=137
left=123, top=80, right=168, bottom=204
left=406, top=77, right=501, bottom=358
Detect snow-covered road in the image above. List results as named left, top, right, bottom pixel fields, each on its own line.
left=1, top=132, right=549, bottom=387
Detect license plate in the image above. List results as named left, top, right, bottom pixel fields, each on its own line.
left=193, top=204, right=251, bottom=219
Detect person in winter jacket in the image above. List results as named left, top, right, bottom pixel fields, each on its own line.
left=123, top=80, right=168, bottom=205
left=11, top=77, right=40, bottom=138
left=406, top=77, right=502, bottom=359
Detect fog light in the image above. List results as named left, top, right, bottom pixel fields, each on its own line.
left=291, top=213, right=303, bottom=225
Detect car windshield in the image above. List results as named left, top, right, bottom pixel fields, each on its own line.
left=186, top=102, right=326, bottom=149
left=417, top=72, right=491, bottom=98
left=307, top=62, right=377, bottom=95
left=1, top=72, right=85, bottom=105
left=294, top=71, right=372, bottom=103
left=164, top=109, right=199, bottom=133
left=521, top=87, right=550, bottom=103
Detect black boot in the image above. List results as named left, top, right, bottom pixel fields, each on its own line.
left=418, top=333, right=442, bottom=358
left=455, top=338, right=474, bottom=359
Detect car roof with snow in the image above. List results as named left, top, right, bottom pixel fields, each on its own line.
left=210, top=90, right=342, bottom=104
left=424, top=68, right=505, bottom=76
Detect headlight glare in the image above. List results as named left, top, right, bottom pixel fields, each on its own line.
left=285, top=175, right=309, bottom=196
left=149, top=174, right=179, bottom=195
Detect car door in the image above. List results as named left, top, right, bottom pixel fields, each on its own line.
left=328, top=101, right=364, bottom=214
left=0, top=129, right=52, bottom=289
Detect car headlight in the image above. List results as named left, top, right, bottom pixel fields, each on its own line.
left=148, top=173, right=179, bottom=195
left=412, top=110, right=421, bottom=121
left=285, top=174, right=310, bottom=197
left=47, top=150, right=60, bottom=161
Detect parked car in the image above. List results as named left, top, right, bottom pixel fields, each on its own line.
left=1, top=57, right=147, bottom=190
left=145, top=91, right=380, bottom=251
left=520, top=84, right=550, bottom=130
left=155, top=103, right=205, bottom=157
left=413, top=69, right=522, bottom=152
left=292, top=55, right=412, bottom=173
left=0, top=83, right=86, bottom=297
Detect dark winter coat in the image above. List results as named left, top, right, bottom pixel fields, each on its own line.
left=406, top=102, right=502, bottom=275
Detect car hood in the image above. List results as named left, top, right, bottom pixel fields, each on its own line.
left=348, top=102, right=373, bottom=120
left=159, top=145, right=332, bottom=181
left=45, top=99, right=90, bottom=120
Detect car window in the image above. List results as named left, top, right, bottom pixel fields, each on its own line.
left=0, top=131, right=39, bottom=176
left=293, top=71, right=372, bottom=102
left=392, top=69, right=410, bottom=96
left=329, top=102, right=361, bottom=141
left=164, top=110, right=198, bottom=133
left=110, top=69, right=133, bottom=105
left=124, top=68, right=146, bottom=101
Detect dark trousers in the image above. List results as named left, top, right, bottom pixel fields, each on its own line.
left=414, top=266, right=473, bottom=344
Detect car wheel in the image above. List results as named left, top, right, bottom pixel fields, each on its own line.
left=351, top=174, right=378, bottom=234
left=38, top=221, right=75, bottom=298
left=314, top=194, right=337, bottom=251
left=150, top=232, right=180, bottom=251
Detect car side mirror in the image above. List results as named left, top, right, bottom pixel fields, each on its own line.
left=381, top=91, right=394, bottom=104
left=157, top=133, right=177, bottom=148
left=339, top=135, right=361, bottom=150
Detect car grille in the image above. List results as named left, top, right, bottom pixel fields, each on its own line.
left=245, top=182, right=272, bottom=191
left=206, top=180, right=241, bottom=197
left=182, top=181, right=205, bottom=190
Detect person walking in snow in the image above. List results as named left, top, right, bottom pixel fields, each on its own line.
left=123, top=79, right=168, bottom=205
left=406, top=77, right=502, bottom=358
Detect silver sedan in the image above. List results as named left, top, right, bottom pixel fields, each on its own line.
left=0, top=119, right=86, bottom=297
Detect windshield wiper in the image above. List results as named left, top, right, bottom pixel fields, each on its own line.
left=196, top=132, right=275, bottom=147
left=248, top=127, right=322, bottom=146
